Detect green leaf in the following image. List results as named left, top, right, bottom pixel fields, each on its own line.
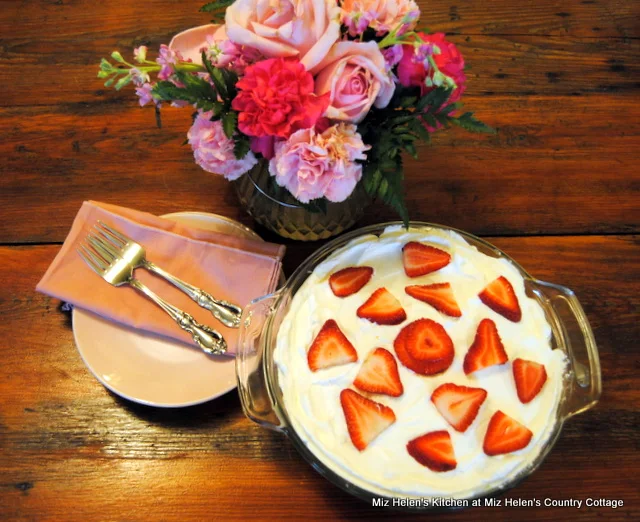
left=404, top=142, right=417, bottom=159
left=377, top=177, right=389, bottom=199
left=398, top=96, right=417, bottom=108
left=210, top=68, right=228, bottom=100
left=201, top=51, right=217, bottom=77
left=233, top=136, right=251, bottom=159
left=377, top=170, right=409, bottom=228
left=417, top=87, right=452, bottom=112
left=200, top=0, right=234, bottom=22
left=222, top=111, right=238, bottom=139
left=362, top=166, right=383, bottom=196
left=389, top=114, right=415, bottom=126
left=434, top=112, right=452, bottom=127
left=220, top=67, right=238, bottom=99
left=439, top=102, right=462, bottom=115
left=153, top=74, right=223, bottom=113
left=200, top=0, right=234, bottom=12
left=423, top=113, right=438, bottom=129
left=408, top=118, right=432, bottom=142
left=452, top=112, right=497, bottom=134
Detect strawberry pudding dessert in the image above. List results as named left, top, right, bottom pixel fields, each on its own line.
left=274, top=226, right=568, bottom=499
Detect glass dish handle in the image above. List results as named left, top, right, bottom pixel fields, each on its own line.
left=530, top=279, right=602, bottom=419
left=236, top=291, right=285, bottom=432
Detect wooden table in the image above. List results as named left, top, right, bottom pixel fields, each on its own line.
left=1, top=1, right=638, bottom=520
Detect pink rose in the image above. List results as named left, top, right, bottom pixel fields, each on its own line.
left=169, top=24, right=228, bottom=64
left=269, top=123, right=370, bottom=203
left=187, top=111, right=258, bottom=180
left=341, top=0, right=419, bottom=34
left=225, top=0, right=341, bottom=72
left=312, top=41, right=395, bottom=123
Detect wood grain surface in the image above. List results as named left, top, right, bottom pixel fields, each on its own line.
left=0, top=0, right=638, bottom=520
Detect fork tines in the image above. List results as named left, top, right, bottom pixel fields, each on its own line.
left=96, top=221, right=128, bottom=246
left=77, top=227, right=122, bottom=274
left=77, top=242, right=107, bottom=276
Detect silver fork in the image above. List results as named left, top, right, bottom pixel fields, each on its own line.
left=77, top=232, right=227, bottom=356
left=93, top=220, right=242, bottom=328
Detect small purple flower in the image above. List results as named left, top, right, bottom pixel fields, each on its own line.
left=413, top=42, right=436, bottom=67
left=233, top=45, right=262, bottom=75
left=133, top=46, right=148, bottom=63
left=382, top=44, right=404, bottom=72
left=135, top=83, right=156, bottom=107
left=130, top=67, right=150, bottom=87
left=205, top=36, right=239, bottom=68
left=396, top=9, right=421, bottom=37
left=342, top=11, right=375, bottom=37
left=203, top=37, right=261, bottom=75
left=156, top=44, right=186, bottom=80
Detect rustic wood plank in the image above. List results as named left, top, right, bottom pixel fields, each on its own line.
left=1, top=94, right=638, bottom=242
left=1, top=34, right=637, bottom=108
left=0, top=0, right=637, bottom=44
left=0, top=237, right=638, bottom=520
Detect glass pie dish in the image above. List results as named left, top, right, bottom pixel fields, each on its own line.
left=235, top=222, right=601, bottom=509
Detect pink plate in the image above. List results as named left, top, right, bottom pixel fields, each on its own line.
left=72, top=212, right=261, bottom=408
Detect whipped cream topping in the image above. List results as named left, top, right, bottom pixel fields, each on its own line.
left=275, top=226, right=567, bottom=499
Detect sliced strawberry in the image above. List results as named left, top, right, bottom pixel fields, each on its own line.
left=479, top=276, right=522, bottom=322
left=405, top=319, right=455, bottom=374
left=357, top=288, right=407, bottom=325
left=340, top=389, right=396, bottom=451
left=354, top=348, right=404, bottom=397
left=483, top=410, right=533, bottom=456
left=405, top=283, right=462, bottom=318
left=463, top=319, right=509, bottom=375
left=431, top=383, right=488, bottom=432
left=393, top=324, right=431, bottom=375
left=393, top=321, right=453, bottom=376
left=402, top=242, right=451, bottom=278
left=513, top=358, right=548, bottom=404
left=407, top=430, right=457, bottom=472
left=329, top=266, right=374, bottom=298
left=307, top=320, right=357, bottom=372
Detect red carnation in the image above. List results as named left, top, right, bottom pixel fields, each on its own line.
left=397, top=32, right=466, bottom=104
left=232, top=58, right=329, bottom=139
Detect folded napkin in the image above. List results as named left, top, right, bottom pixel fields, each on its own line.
left=37, top=201, right=285, bottom=354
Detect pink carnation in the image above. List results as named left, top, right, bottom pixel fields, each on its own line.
left=232, top=58, right=329, bottom=139
left=187, top=111, right=258, bottom=180
left=269, top=123, right=370, bottom=203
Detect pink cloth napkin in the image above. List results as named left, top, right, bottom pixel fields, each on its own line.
left=37, top=201, right=285, bottom=354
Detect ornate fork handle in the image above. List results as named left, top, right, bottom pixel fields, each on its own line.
left=129, top=279, right=227, bottom=355
left=142, top=261, right=242, bottom=329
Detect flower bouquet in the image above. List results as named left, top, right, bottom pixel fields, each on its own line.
left=98, top=0, right=493, bottom=238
